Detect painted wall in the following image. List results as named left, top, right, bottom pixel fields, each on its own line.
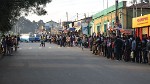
left=93, top=8, right=127, bottom=35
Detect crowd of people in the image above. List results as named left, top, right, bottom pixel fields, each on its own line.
left=45, top=33, right=150, bottom=65
left=0, top=34, right=20, bottom=56
left=1, top=33, right=150, bottom=65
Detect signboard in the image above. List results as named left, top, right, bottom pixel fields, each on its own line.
left=73, top=21, right=81, bottom=29
left=132, top=14, right=150, bottom=28
left=82, top=23, right=88, bottom=35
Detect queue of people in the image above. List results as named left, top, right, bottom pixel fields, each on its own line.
left=48, top=33, right=150, bottom=65
left=1, top=33, right=150, bottom=65
left=89, top=34, right=150, bottom=64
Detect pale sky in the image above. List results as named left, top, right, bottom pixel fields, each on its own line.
left=25, top=0, right=130, bottom=23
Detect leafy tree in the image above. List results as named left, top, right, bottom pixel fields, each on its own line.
left=0, top=0, right=52, bottom=33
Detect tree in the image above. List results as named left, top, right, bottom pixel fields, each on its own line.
left=0, top=0, right=52, bottom=33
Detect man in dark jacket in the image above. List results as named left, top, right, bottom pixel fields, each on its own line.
left=142, top=36, right=148, bottom=63
left=114, top=36, right=123, bottom=61
left=146, top=38, right=150, bottom=64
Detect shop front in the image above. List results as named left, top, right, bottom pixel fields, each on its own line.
left=73, top=21, right=81, bottom=35
left=132, top=14, right=150, bottom=39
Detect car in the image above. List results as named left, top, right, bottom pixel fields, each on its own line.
left=34, top=34, right=40, bottom=42
left=20, top=34, right=30, bottom=42
left=29, top=37, right=35, bottom=42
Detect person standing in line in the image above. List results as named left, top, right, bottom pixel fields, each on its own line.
left=6, top=36, right=13, bottom=55
left=114, top=36, right=123, bottom=61
left=111, top=38, right=115, bottom=60
left=77, top=37, right=81, bottom=47
left=146, top=37, right=150, bottom=65
left=47, top=35, right=50, bottom=43
left=131, top=37, right=136, bottom=62
left=106, top=37, right=112, bottom=59
left=81, top=35, right=86, bottom=50
left=1, top=36, right=6, bottom=55
left=89, top=36, right=93, bottom=51
left=49, top=35, right=52, bottom=44
left=142, top=35, right=148, bottom=63
left=62, top=35, right=66, bottom=47
left=13, top=36, right=18, bottom=51
left=124, top=36, right=132, bottom=62
left=135, top=37, right=142, bottom=63
left=103, top=37, right=107, bottom=57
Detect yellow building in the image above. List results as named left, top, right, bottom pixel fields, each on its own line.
left=92, top=1, right=127, bottom=36
left=132, top=14, right=150, bottom=39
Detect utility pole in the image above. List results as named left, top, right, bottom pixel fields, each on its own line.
left=81, top=13, right=87, bottom=35
left=115, top=0, right=120, bottom=36
left=140, top=0, right=143, bottom=16
left=107, top=0, right=108, bottom=36
left=132, top=0, right=137, bottom=37
left=66, top=12, right=68, bottom=21
left=132, top=1, right=135, bottom=18
left=77, top=13, right=78, bottom=21
left=115, top=0, right=119, bottom=25
left=135, top=0, right=138, bottom=17
left=103, top=0, right=105, bottom=9
left=84, top=13, right=86, bottom=18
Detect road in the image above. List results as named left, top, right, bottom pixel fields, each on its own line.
left=0, top=42, right=150, bottom=84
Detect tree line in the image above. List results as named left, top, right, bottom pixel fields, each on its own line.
left=0, top=0, right=52, bottom=33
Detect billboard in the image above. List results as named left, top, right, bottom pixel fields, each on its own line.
left=82, top=23, right=88, bottom=35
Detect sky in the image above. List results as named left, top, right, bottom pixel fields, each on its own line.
left=25, top=0, right=131, bottom=23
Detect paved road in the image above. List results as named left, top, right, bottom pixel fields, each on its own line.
left=0, top=42, right=150, bottom=84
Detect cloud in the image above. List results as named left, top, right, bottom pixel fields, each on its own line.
left=25, top=0, right=131, bottom=22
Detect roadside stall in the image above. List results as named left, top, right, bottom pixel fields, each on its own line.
left=132, top=14, right=150, bottom=39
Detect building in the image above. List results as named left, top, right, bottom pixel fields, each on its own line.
left=45, top=20, right=62, bottom=34
left=62, top=21, right=73, bottom=33
left=130, top=2, right=150, bottom=39
left=132, top=14, right=150, bottom=39
left=72, top=17, right=92, bottom=36
left=91, top=1, right=150, bottom=36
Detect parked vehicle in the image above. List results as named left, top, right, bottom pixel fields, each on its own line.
left=20, top=34, right=30, bottom=42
